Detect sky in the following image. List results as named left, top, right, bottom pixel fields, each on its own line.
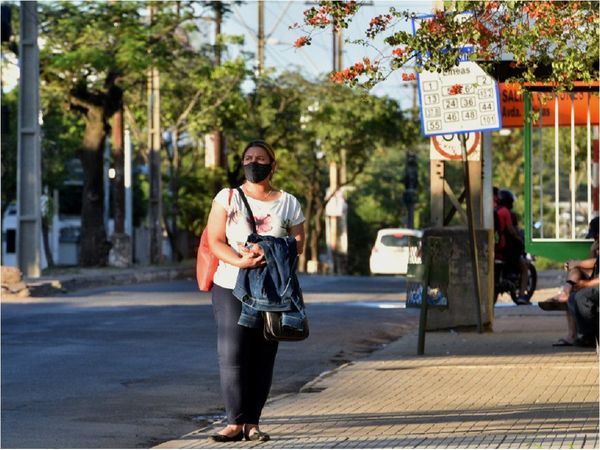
left=220, top=0, right=435, bottom=110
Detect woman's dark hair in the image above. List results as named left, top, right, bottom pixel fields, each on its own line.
left=242, top=140, right=275, bottom=162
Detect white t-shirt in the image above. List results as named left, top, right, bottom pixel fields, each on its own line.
left=212, top=187, right=305, bottom=289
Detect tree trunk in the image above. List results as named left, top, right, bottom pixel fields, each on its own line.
left=206, top=2, right=224, bottom=169
left=79, top=107, right=109, bottom=266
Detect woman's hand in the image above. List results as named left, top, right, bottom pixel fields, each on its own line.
left=237, top=243, right=266, bottom=268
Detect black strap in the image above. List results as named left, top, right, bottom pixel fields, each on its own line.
left=236, top=187, right=257, bottom=234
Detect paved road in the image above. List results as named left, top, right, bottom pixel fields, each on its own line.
left=1, top=275, right=418, bottom=449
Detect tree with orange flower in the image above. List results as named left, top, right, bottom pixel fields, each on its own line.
left=294, top=1, right=599, bottom=92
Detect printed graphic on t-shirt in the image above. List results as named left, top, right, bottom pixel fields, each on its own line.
left=227, top=208, right=241, bottom=226
left=253, top=214, right=273, bottom=233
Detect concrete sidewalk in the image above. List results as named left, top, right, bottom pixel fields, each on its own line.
left=157, top=306, right=599, bottom=449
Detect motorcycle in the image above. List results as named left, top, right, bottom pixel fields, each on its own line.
left=494, top=254, right=537, bottom=304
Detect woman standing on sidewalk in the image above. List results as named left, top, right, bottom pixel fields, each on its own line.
left=205, top=140, right=305, bottom=442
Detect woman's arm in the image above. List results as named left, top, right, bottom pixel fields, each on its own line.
left=576, top=276, right=599, bottom=290
left=567, top=257, right=597, bottom=271
left=206, top=201, right=264, bottom=269
left=288, top=222, right=305, bottom=255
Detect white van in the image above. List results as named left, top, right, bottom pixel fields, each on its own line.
left=369, top=228, right=423, bottom=275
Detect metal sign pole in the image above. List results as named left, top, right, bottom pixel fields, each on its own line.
left=460, top=134, right=483, bottom=333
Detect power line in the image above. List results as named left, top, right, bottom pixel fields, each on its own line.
left=266, top=0, right=292, bottom=39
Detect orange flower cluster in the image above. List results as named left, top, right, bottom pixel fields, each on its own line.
left=366, top=14, right=392, bottom=37
left=302, top=1, right=359, bottom=32
left=336, top=1, right=358, bottom=17
left=401, top=72, right=416, bottom=81
left=303, top=7, right=330, bottom=28
left=318, top=5, right=331, bottom=15
left=309, top=15, right=330, bottom=26
left=426, top=17, right=447, bottom=34
left=448, top=84, right=463, bottom=95
left=522, top=1, right=557, bottom=19
left=330, top=57, right=377, bottom=84
left=392, top=47, right=405, bottom=58
left=294, top=36, right=310, bottom=48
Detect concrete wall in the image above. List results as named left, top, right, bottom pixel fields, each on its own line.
left=424, top=226, right=494, bottom=331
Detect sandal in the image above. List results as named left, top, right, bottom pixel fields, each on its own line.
left=552, top=338, right=574, bottom=347
left=539, top=299, right=567, bottom=311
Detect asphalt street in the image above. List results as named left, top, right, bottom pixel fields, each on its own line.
left=1, top=275, right=418, bottom=449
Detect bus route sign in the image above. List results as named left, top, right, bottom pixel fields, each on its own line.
left=418, top=61, right=502, bottom=137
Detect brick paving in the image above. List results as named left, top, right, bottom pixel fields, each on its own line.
left=156, top=306, right=599, bottom=449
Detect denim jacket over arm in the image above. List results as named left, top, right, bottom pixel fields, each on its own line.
left=232, top=234, right=306, bottom=330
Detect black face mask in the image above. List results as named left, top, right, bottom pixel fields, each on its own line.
left=243, top=162, right=272, bottom=183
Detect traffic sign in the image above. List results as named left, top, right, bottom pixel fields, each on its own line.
left=418, top=61, right=502, bottom=137
left=430, top=132, right=481, bottom=161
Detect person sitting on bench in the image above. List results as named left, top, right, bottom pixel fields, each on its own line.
left=539, top=217, right=598, bottom=311
left=541, top=217, right=599, bottom=347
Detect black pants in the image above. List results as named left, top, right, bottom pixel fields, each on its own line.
left=212, top=284, right=279, bottom=425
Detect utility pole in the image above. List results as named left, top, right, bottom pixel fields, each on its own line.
left=257, top=0, right=265, bottom=76
left=336, top=27, right=343, bottom=72
left=404, top=152, right=418, bottom=228
left=430, top=0, right=445, bottom=227
left=332, top=27, right=337, bottom=72
left=148, top=6, right=162, bottom=264
left=214, top=3, right=222, bottom=66
left=148, top=66, right=162, bottom=264
left=326, top=25, right=349, bottom=274
left=205, top=2, right=224, bottom=168
left=16, top=1, right=42, bottom=277
left=124, top=129, right=133, bottom=240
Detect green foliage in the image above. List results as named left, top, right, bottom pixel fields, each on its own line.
left=1, top=89, right=18, bottom=214
left=39, top=1, right=197, bottom=95
left=40, top=93, right=83, bottom=191
left=346, top=132, right=427, bottom=274
left=175, top=166, right=228, bottom=235
left=0, top=88, right=82, bottom=214
left=534, top=256, right=562, bottom=271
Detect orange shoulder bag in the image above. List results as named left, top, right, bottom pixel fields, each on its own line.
left=196, top=189, right=233, bottom=291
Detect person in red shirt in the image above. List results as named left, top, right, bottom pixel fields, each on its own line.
left=495, top=189, right=530, bottom=305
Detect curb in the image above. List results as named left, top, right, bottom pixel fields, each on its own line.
left=2, top=265, right=195, bottom=299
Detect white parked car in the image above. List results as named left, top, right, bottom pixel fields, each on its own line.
left=369, top=228, right=423, bottom=275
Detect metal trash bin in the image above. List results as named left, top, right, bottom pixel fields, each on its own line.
left=406, top=237, right=448, bottom=309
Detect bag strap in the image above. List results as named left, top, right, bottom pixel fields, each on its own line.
left=236, top=187, right=257, bottom=234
